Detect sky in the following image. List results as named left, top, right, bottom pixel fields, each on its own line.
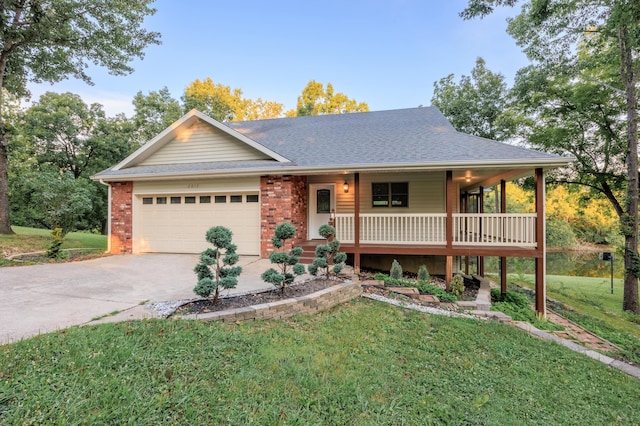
left=28, top=0, right=528, bottom=118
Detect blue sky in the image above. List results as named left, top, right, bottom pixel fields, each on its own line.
left=28, top=0, right=526, bottom=117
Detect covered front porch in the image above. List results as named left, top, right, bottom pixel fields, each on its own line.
left=321, top=169, right=547, bottom=316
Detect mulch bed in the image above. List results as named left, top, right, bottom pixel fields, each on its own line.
left=173, top=278, right=339, bottom=316
left=4, top=251, right=108, bottom=265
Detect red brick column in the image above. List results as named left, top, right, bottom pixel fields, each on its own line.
left=260, top=175, right=308, bottom=258
left=110, top=181, right=133, bottom=254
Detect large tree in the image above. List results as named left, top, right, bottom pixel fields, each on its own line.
left=462, top=0, right=640, bottom=313
left=287, top=80, right=369, bottom=117
left=132, top=87, right=182, bottom=144
left=0, top=0, right=160, bottom=234
left=182, top=77, right=283, bottom=122
left=431, top=57, right=512, bottom=141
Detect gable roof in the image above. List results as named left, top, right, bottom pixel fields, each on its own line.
left=94, top=107, right=570, bottom=181
left=111, top=109, right=290, bottom=171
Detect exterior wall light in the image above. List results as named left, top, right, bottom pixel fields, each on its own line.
left=343, top=181, right=349, bottom=193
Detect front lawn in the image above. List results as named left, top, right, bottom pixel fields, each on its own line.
left=0, top=226, right=107, bottom=264
left=1, top=298, right=638, bottom=424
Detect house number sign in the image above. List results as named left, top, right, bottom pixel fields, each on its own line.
left=187, top=183, right=199, bottom=189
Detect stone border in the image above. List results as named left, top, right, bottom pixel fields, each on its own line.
left=176, top=280, right=362, bottom=322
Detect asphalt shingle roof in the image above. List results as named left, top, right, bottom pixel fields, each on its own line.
left=226, top=107, right=562, bottom=167
left=94, top=107, right=568, bottom=180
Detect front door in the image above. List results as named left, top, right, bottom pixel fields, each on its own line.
left=308, top=184, right=335, bottom=239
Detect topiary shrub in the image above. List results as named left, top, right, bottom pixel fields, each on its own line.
left=389, top=259, right=403, bottom=280
left=261, top=222, right=305, bottom=295
left=193, top=226, right=242, bottom=304
left=417, top=264, right=430, bottom=283
left=450, top=275, right=465, bottom=299
left=308, top=224, right=347, bottom=276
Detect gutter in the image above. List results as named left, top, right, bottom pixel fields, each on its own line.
left=91, top=157, right=574, bottom=182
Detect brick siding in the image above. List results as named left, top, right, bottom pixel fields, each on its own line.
left=260, top=175, right=308, bottom=258
left=110, top=181, right=133, bottom=254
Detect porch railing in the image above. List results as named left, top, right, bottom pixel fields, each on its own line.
left=335, top=213, right=537, bottom=247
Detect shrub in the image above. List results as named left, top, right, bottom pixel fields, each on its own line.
left=261, top=223, right=305, bottom=295
left=193, top=226, right=242, bottom=304
left=450, top=275, right=465, bottom=299
left=46, top=227, right=66, bottom=259
left=546, top=218, right=576, bottom=249
left=417, top=264, right=430, bottom=283
left=389, top=259, right=403, bottom=280
left=416, top=282, right=458, bottom=303
left=308, top=225, right=346, bottom=276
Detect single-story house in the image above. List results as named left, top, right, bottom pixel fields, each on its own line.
left=93, top=107, right=571, bottom=315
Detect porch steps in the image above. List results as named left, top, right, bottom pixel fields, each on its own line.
left=297, top=240, right=323, bottom=264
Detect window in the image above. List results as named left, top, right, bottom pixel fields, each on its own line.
left=185, top=196, right=196, bottom=204
left=142, top=197, right=153, bottom=205
left=246, top=194, right=259, bottom=203
left=372, top=182, right=408, bottom=208
left=316, top=189, right=331, bottom=213
left=230, top=195, right=242, bottom=203
left=200, top=196, right=211, bottom=204
left=170, top=196, right=181, bottom=204
left=156, top=197, right=167, bottom=205
left=215, top=195, right=226, bottom=203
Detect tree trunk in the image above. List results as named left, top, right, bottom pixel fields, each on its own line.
left=0, top=132, right=13, bottom=234
left=620, top=25, right=640, bottom=314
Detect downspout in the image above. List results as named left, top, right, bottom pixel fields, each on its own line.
left=99, top=179, right=111, bottom=254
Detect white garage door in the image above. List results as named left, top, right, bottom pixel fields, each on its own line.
left=135, top=193, right=260, bottom=255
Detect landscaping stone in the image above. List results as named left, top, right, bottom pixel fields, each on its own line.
left=387, top=287, right=420, bottom=297
left=417, top=294, right=440, bottom=303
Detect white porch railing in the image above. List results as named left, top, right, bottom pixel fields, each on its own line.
left=335, top=213, right=537, bottom=247
left=452, top=213, right=537, bottom=247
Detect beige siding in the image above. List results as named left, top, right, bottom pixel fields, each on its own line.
left=308, top=172, right=445, bottom=213
left=133, top=177, right=259, bottom=195
left=137, top=120, right=270, bottom=166
left=359, top=172, right=445, bottom=213
left=308, top=174, right=354, bottom=213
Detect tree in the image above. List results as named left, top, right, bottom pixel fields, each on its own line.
left=287, top=80, right=369, bottom=117
left=0, top=0, right=160, bottom=235
left=431, top=57, right=512, bottom=140
left=193, top=226, right=243, bottom=304
left=16, top=92, right=136, bottom=232
left=261, top=222, right=305, bottom=295
left=308, top=224, right=347, bottom=276
left=132, top=87, right=182, bottom=144
left=461, top=0, right=640, bottom=313
left=182, top=77, right=283, bottom=122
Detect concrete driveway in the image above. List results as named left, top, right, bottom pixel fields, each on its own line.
left=0, top=254, right=284, bottom=344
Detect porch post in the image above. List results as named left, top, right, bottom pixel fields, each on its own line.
left=478, top=186, right=485, bottom=276
left=354, top=172, right=360, bottom=273
left=534, top=168, right=546, bottom=317
left=446, top=171, right=453, bottom=288
left=500, top=180, right=507, bottom=294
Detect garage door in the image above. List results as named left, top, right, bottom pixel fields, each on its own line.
left=135, top=193, right=260, bottom=255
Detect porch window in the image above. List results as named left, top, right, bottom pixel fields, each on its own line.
left=317, top=189, right=331, bottom=213
left=372, top=182, right=408, bottom=207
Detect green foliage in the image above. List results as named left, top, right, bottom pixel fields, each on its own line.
left=376, top=273, right=458, bottom=302
left=431, top=57, right=513, bottom=141
left=132, top=87, right=183, bottom=144
left=546, top=218, right=577, bottom=248
left=490, top=289, right=562, bottom=331
left=389, top=259, right=403, bottom=280
left=308, top=225, right=346, bottom=277
left=193, top=226, right=242, bottom=304
left=46, top=228, right=66, bottom=259
left=417, top=264, right=431, bottom=283
left=291, top=80, right=369, bottom=117
left=262, top=223, right=304, bottom=294
left=450, top=275, right=465, bottom=299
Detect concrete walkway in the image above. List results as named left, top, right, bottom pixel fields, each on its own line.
left=0, top=254, right=296, bottom=344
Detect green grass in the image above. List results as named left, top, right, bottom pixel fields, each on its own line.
left=0, top=226, right=107, bottom=265
left=509, top=273, right=640, bottom=364
left=1, top=299, right=639, bottom=425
